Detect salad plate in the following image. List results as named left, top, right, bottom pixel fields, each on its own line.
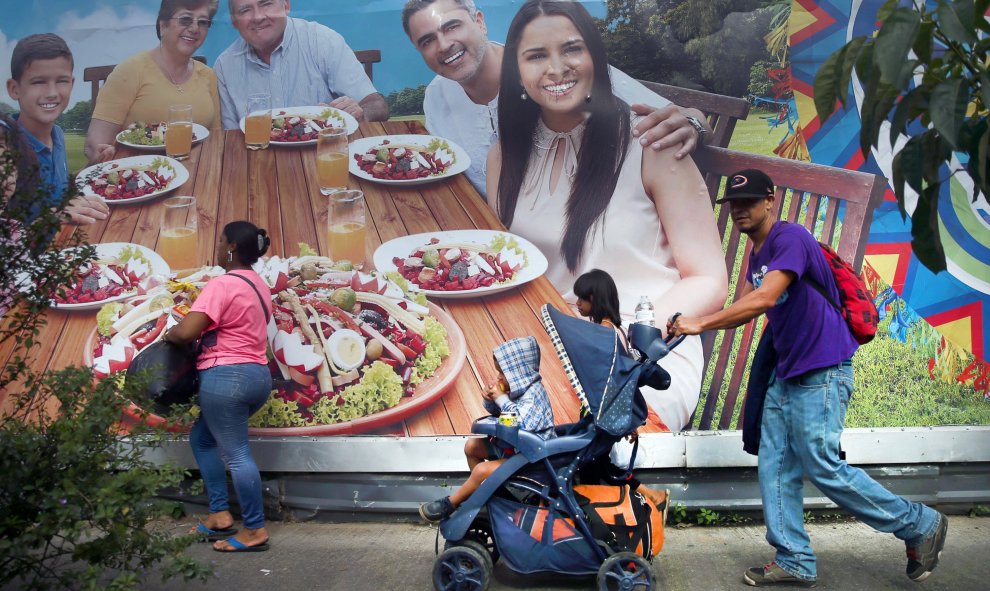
left=238, top=105, right=359, bottom=145
left=75, top=155, right=189, bottom=205
left=84, top=257, right=466, bottom=434
left=115, top=122, right=210, bottom=150
left=349, top=135, right=470, bottom=186
left=53, top=242, right=169, bottom=311
left=373, top=230, right=548, bottom=299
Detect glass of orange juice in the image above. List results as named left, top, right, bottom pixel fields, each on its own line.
left=159, top=196, right=199, bottom=276
left=245, top=93, right=272, bottom=150
left=166, top=104, right=193, bottom=160
left=316, top=127, right=349, bottom=195
left=327, top=189, right=366, bottom=269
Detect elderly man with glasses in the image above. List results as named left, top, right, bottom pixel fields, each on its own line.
left=215, top=0, right=388, bottom=129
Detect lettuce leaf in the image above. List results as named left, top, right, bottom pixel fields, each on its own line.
left=309, top=361, right=404, bottom=424
left=411, top=316, right=450, bottom=385
left=96, top=302, right=124, bottom=337
left=385, top=271, right=428, bottom=307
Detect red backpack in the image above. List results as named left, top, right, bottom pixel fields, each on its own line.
left=805, top=242, right=879, bottom=345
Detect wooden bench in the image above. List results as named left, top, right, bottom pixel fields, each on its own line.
left=637, top=80, right=751, bottom=150
left=83, top=49, right=383, bottom=105
left=689, top=146, right=887, bottom=431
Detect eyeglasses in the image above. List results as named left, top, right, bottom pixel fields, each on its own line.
left=170, top=16, right=213, bottom=29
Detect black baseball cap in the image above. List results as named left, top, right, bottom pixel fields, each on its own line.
left=715, top=169, right=775, bottom=203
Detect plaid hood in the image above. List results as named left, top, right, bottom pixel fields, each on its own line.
left=493, top=336, right=543, bottom=400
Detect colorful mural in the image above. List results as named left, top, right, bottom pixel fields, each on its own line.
left=788, top=0, right=989, bottom=395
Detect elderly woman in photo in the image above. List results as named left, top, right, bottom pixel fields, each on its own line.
left=486, top=0, right=727, bottom=432
left=84, top=0, right=221, bottom=163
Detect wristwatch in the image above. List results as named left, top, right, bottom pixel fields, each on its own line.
left=685, top=115, right=708, bottom=141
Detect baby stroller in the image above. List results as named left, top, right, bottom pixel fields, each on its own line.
left=432, top=304, right=683, bottom=591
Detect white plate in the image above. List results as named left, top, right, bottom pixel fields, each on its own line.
left=373, top=230, right=548, bottom=300
left=238, top=105, right=359, bottom=146
left=75, top=155, right=189, bottom=205
left=53, top=242, right=170, bottom=311
left=115, top=123, right=210, bottom=151
left=349, top=135, right=471, bottom=187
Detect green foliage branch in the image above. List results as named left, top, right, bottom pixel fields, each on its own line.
left=814, top=0, right=989, bottom=273
left=0, top=145, right=210, bottom=589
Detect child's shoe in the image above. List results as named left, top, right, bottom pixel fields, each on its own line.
left=419, top=497, right=455, bottom=523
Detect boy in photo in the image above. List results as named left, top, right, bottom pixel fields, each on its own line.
left=3, top=33, right=107, bottom=225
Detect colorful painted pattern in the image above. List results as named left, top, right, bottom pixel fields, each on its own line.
left=788, top=0, right=988, bottom=366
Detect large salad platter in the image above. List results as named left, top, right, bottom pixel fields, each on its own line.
left=373, top=230, right=548, bottom=299
left=54, top=242, right=169, bottom=311
left=349, top=135, right=470, bottom=186
left=85, top=254, right=466, bottom=435
left=115, top=121, right=210, bottom=150
left=238, top=106, right=359, bottom=146
left=75, top=155, right=189, bottom=205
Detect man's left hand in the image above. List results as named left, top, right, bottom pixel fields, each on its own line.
left=630, top=104, right=703, bottom=159
left=328, top=96, right=364, bottom=122
left=63, top=195, right=110, bottom=225
left=667, top=314, right=704, bottom=337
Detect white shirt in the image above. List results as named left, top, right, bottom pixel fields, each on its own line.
left=215, top=17, right=379, bottom=130
left=423, top=57, right=670, bottom=199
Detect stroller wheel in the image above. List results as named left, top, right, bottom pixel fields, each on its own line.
left=443, top=539, right=493, bottom=574
left=433, top=543, right=492, bottom=591
left=445, top=515, right=500, bottom=565
left=597, top=552, right=655, bottom=591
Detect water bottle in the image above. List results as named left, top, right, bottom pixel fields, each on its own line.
left=634, top=295, right=655, bottom=326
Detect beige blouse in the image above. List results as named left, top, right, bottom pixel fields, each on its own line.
left=496, top=115, right=703, bottom=432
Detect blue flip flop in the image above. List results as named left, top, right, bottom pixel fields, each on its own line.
left=194, top=522, right=238, bottom=542
left=213, top=536, right=270, bottom=553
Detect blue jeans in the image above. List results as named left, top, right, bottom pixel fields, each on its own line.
left=758, top=362, right=939, bottom=581
left=190, top=363, right=271, bottom=530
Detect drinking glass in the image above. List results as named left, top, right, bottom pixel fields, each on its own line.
left=327, top=190, right=366, bottom=269
left=159, top=196, right=199, bottom=275
left=165, top=104, right=193, bottom=160
left=244, top=93, right=272, bottom=150
left=316, top=127, right=349, bottom=195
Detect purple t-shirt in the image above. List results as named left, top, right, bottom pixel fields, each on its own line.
left=747, top=221, right=858, bottom=379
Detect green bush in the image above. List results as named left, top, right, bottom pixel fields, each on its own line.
left=0, top=143, right=210, bottom=590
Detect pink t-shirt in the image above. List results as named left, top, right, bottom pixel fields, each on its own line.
left=190, top=271, right=271, bottom=370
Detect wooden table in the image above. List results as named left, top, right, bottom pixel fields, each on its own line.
left=1, top=120, right=595, bottom=436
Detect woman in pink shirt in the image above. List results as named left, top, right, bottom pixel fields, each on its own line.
left=164, top=221, right=273, bottom=552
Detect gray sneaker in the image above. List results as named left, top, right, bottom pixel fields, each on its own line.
left=906, top=512, right=948, bottom=582
left=744, top=562, right=817, bottom=587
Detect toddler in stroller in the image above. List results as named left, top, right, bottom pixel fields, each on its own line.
left=430, top=305, right=682, bottom=591
left=420, top=336, right=556, bottom=523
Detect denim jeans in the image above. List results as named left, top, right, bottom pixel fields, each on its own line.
left=190, top=363, right=272, bottom=530
left=758, top=362, right=940, bottom=581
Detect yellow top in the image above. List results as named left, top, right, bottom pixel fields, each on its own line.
left=91, top=51, right=221, bottom=130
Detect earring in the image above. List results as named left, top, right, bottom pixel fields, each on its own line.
left=584, top=94, right=592, bottom=103
left=521, top=91, right=528, bottom=100
left=227, top=250, right=233, bottom=263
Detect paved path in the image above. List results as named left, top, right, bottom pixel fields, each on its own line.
left=140, top=516, right=987, bottom=590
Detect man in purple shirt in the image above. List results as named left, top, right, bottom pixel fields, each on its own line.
left=669, top=170, right=947, bottom=587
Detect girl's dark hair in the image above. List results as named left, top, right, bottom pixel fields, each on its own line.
left=157, top=0, right=220, bottom=40
left=573, top=269, right=622, bottom=327
left=496, top=0, right=630, bottom=272
left=223, top=221, right=270, bottom=266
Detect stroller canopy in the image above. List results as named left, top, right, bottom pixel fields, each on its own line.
left=540, top=305, right=649, bottom=437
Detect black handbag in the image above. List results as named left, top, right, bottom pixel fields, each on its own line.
left=127, top=339, right=200, bottom=415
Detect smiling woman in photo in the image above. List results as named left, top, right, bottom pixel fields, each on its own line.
left=486, top=0, right=727, bottom=433
left=83, top=0, right=221, bottom=164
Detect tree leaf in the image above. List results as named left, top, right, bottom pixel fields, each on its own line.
left=839, top=37, right=867, bottom=109
left=892, top=136, right=925, bottom=222
left=970, top=123, right=990, bottom=201
left=910, top=184, right=947, bottom=273
left=890, top=87, right=923, bottom=144
left=930, top=78, right=968, bottom=148
left=878, top=0, right=902, bottom=22
left=813, top=44, right=847, bottom=122
left=874, top=8, right=921, bottom=84
left=920, top=130, right=951, bottom=187
left=980, top=72, right=990, bottom=113
left=912, top=20, right=935, bottom=64
left=936, top=0, right=978, bottom=45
